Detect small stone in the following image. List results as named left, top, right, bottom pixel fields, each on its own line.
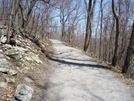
left=25, top=78, right=33, bottom=83
left=14, top=84, right=33, bottom=101
left=9, top=70, right=17, bottom=76
left=25, top=57, right=33, bottom=61
left=0, top=60, right=9, bottom=68
left=6, top=78, right=15, bottom=83
left=4, top=44, right=12, bottom=50
left=1, top=35, right=7, bottom=43
left=32, top=56, right=42, bottom=64
left=0, top=68, right=10, bottom=73
left=0, top=82, right=7, bottom=88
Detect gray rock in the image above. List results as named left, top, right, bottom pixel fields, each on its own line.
left=0, top=60, right=9, bottom=68
left=6, top=50, right=22, bottom=60
left=0, top=82, right=7, bottom=88
left=4, top=44, right=12, bottom=50
left=0, top=68, right=10, bottom=73
left=1, top=35, right=7, bottom=43
left=6, top=78, right=15, bottom=83
left=0, top=60, right=10, bottom=73
left=14, top=84, right=33, bottom=101
left=16, top=40, right=22, bottom=47
left=9, top=69, right=17, bottom=76
left=25, top=78, right=33, bottom=83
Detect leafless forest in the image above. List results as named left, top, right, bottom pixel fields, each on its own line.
left=0, top=0, right=134, bottom=79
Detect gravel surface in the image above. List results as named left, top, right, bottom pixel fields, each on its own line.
left=44, top=39, right=134, bottom=101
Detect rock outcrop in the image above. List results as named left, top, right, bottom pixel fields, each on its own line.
left=0, top=24, right=52, bottom=101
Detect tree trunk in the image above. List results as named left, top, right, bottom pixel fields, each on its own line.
left=13, top=0, right=20, bottom=34
left=61, top=22, right=65, bottom=41
left=94, top=16, right=99, bottom=57
left=109, top=19, right=115, bottom=63
left=99, top=0, right=103, bottom=59
left=83, top=15, right=92, bottom=52
left=7, top=0, right=15, bottom=43
left=83, top=0, right=96, bottom=52
left=122, top=22, right=134, bottom=79
left=112, top=0, right=120, bottom=66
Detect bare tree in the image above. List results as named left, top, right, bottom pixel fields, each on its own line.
left=83, top=0, right=96, bottom=52
left=59, top=0, right=75, bottom=41
left=122, top=21, right=134, bottom=79
left=19, top=0, right=37, bottom=32
left=112, top=0, right=120, bottom=66
left=66, top=0, right=84, bottom=46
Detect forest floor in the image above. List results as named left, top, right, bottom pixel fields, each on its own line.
left=39, top=39, right=134, bottom=101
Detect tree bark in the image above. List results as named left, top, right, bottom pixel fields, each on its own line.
left=13, top=0, right=20, bottom=34
left=99, top=0, right=103, bottom=59
left=122, top=22, right=134, bottom=79
left=7, top=0, right=15, bottom=43
left=61, top=21, right=65, bottom=41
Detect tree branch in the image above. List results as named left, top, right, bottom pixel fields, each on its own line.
left=84, top=0, right=88, bottom=11
left=112, top=0, right=119, bottom=18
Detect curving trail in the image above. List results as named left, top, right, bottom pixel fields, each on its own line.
left=44, top=39, right=134, bottom=101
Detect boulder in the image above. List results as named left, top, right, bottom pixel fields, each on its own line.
left=14, top=84, right=33, bottom=101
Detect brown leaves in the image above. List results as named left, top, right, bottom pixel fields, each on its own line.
left=5, top=87, right=15, bottom=101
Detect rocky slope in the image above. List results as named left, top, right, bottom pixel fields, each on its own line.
left=0, top=34, right=53, bottom=101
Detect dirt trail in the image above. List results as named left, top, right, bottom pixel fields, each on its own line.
left=44, top=39, right=134, bottom=101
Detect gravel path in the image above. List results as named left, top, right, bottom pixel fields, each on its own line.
left=44, top=39, right=134, bottom=101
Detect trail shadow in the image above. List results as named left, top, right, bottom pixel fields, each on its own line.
left=48, top=56, right=106, bottom=69
left=60, top=57, right=97, bottom=62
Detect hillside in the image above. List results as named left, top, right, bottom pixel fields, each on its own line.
left=0, top=34, right=53, bottom=101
